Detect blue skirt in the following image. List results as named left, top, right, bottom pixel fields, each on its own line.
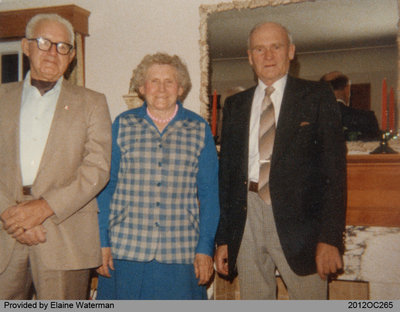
left=96, top=259, right=207, bottom=300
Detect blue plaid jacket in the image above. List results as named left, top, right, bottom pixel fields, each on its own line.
left=97, top=102, right=219, bottom=264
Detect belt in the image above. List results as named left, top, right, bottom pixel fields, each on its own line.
left=22, top=186, right=33, bottom=196
left=248, top=181, right=259, bottom=193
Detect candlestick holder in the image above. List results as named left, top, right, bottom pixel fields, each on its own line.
left=370, top=130, right=398, bottom=154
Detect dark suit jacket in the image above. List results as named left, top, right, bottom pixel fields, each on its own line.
left=339, top=102, right=380, bottom=141
left=215, top=76, right=347, bottom=280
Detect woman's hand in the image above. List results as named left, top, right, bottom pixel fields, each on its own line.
left=96, top=247, right=114, bottom=277
left=194, top=253, right=214, bottom=285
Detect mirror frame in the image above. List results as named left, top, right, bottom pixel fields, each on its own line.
left=198, top=0, right=400, bottom=120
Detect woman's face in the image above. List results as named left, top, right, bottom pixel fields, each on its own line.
left=139, top=64, right=183, bottom=112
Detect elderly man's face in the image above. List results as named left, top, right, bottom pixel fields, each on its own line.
left=22, top=20, right=75, bottom=82
left=247, top=23, right=295, bottom=86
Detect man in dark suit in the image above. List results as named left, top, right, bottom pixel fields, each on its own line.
left=214, top=22, right=347, bottom=299
left=320, top=71, right=380, bottom=141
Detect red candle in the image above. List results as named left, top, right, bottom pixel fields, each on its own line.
left=382, top=78, right=388, bottom=130
left=211, top=90, right=217, bottom=136
left=389, top=87, right=395, bottom=132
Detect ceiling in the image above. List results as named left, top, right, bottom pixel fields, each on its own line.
left=207, top=0, right=399, bottom=59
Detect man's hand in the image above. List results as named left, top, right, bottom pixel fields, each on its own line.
left=214, top=244, right=229, bottom=276
left=315, top=242, right=343, bottom=280
left=15, top=225, right=47, bottom=246
left=194, top=253, right=214, bottom=285
left=0, top=199, right=54, bottom=235
left=96, top=247, right=114, bottom=278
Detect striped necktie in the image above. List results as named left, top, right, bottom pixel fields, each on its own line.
left=258, top=86, right=275, bottom=204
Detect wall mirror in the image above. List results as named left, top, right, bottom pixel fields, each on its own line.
left=199, top=0, right=399, bottom=134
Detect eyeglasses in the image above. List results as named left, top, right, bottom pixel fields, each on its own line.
left=27, top=37, right=74, bottom=55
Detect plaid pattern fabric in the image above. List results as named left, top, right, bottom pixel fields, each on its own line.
left=109, top=113, right=206, bottom=264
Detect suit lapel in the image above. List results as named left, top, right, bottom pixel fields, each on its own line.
left=239, top=87, right=256, bottom=163
left=272, top=76, right=306, bottom=165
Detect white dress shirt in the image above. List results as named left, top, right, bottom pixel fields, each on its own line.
left=20, top=72, right=62, bottom=186
left=248, top=75, right=287, bottom=183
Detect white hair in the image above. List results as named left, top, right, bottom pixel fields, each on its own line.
left=26, top=13, right=75, bottom=45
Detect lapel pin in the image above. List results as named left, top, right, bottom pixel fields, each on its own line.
left=64, top=105, right=69, bottom=110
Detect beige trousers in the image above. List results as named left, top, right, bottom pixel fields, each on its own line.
left=0, top=242, right=90, bottom=300
left=236, top=191, right=327, bottom=299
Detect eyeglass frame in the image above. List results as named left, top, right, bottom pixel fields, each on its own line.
left=27, top=37, right=74, bottom=55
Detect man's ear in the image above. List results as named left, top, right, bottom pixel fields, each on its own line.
left=288, top=44, right=296, bottom=61
left=68, top=48, right=76, bottom=64
left=247, top=49, right=253, bottom=67
left=21, top=38, right=30, bottom=57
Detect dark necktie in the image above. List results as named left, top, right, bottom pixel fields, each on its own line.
left=31, top=78, right=57, bottom=96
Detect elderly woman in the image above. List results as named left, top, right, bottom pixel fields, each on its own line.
left=96, top=53, right=219, bottom=300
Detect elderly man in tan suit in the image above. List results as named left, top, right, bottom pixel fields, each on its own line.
left=0, top=13, right=111, bottom=299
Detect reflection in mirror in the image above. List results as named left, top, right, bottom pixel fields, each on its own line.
left=200, top=0, right=399, bottom=139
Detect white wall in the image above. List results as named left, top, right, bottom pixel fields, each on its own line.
left=0, top=0, right=222, bottom=120
left=1, top=0, right=398, bottom=127
left=212, top=46, right=397, bottom=128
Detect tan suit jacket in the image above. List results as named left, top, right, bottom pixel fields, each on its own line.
left=0, top=79, right=111, bottom=273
